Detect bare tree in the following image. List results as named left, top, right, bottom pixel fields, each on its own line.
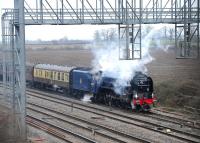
left=94, top=28, right=117, bottom=43
left=168, top=27, right=175, bottom=41
left=101, top=28, right=117, bottom=41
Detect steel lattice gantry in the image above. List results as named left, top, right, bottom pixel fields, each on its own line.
left=1, top=0, right=26, bottom=142
left=23, top=0, right=199, bottom=59
left=1, top=0, right=200, bottom=142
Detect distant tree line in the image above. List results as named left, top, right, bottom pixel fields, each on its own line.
left=93, top=26, right=177, bottom=46
left=25, top=25, right=198, bottom=45
left=93, top=28, right=118, bottom=43
left=26, top=37, right=92, bottom=45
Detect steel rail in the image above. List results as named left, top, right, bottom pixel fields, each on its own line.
left=26, top=115, right=97, bottom=143
left=27, top=102, right=150, bottom=143
left=27, top=87, right=200, bottom=128
left=25, top=87, right=200, bottom=129
left=27, top=94, right=200, bottom=143
left=142, top=112, right=200, bottom=130
left=27, top=90, right=200, bottom=138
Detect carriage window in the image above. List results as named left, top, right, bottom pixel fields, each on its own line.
left=51, top=71, right=53, bottom=79
left=40, top=71, right=42, bottom=77
left=62, top=73, right=64, bottom=81
left=47, top=71, right=49, bottom=78
left=58, top=72, right=60, bottom=80
left=53, top=72, right=56, bottom=80
left=65, top=73, right=68, bottom=82
left=36, top=70, right=38, bottom=76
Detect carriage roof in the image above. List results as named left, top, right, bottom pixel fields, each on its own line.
left=34, top=64, right=75, bottom=72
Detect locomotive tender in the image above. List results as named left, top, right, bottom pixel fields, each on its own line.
left=27, top=64, right=156, bottom=111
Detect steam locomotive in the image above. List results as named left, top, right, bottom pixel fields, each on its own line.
left=2, top=63, right=156, bottom=111
left=29, top=64, right=157, bottom=111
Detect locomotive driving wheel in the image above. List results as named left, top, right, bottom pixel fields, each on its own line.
left=104, top=93, right=111, bottom=106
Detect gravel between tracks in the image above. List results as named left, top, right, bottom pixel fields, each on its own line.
left=27, top=92, right=199, bottom=143
left=27, top=90, right=200, bottom=138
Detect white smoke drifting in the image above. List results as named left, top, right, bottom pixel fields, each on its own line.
left=92, top=24, right=172, bottom=94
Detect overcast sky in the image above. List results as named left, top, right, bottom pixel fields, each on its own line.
left=0, top=0, right=116, bottom=41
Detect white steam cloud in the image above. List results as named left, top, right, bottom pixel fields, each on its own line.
left=92, top=24, right=172, bottom=94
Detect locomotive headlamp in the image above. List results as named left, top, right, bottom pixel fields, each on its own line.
left=134, top=93, right=138, bottom=99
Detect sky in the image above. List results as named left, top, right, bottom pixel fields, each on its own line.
left=25, top=25, right=117, bottom=41
left=0, top=0, right=116, bottom=41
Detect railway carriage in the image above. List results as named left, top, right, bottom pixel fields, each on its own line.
left=33, top=64, right=74, bottom=92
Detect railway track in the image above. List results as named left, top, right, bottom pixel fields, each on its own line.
left=28, top=88, right=200, bottom=129
left=27, top=88, right=200, bottom=130
left=27, top=102, right=150, bottom=143
left=153, top=107, right=200, bottom=119
left=26, top=115, right=97, bottom=143
left=26, top=88, right=200, bottom=127
left=27, top=89, right=200, bottom=143
left=147, top=109, right=200, bottom=129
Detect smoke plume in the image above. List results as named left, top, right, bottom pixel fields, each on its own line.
left=92, top=24, right=171, bottom=94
